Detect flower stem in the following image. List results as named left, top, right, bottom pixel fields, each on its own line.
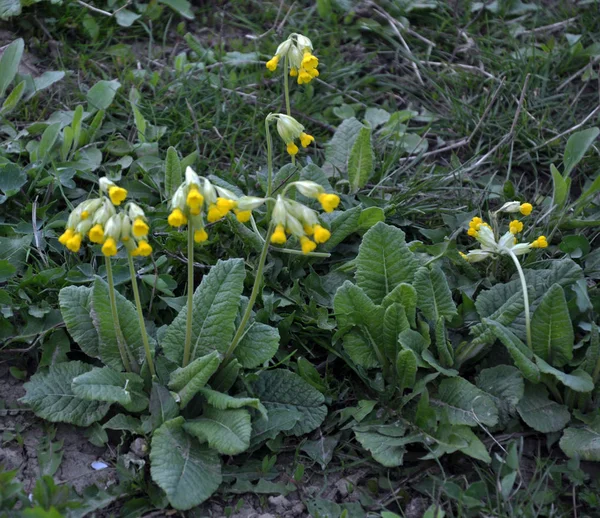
left=182, top=224, right=194, bottom=367
left=224, top=222, right=275, bottom=362
left=265, top=118, right=274, bottom=202
left=127, top=254, right=156, bottom=377
left=105, top=256, right=133, bottom=372
left=283, top=56, right=295, bottom=167
left=507, top=249, right=532, bottom=350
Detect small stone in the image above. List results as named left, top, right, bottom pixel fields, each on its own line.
left=268, top=495, right=291, bottom=513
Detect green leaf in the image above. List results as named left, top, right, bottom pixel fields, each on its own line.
left=168, top=351, right=221, bottom=408
left=347, top=126, right=374, bottom=192
left=59, top=286, right=99, bottom=358
left=103, top=414, right=143, bottom=434
left=0, top=0, right=21, bottom=19
left=21, top=361, right=110, bottom=426
left=235, top=322, right=279, bottom=369
left=382, top=283, right=417, bottom=327
left=383, top=303, right=410, bottom=358
left=334, top=281, right=379, bottom=330
left=560, top=419, right=600, bottom=461
left=516, top=383, right=570, bottom=433
left=433, top=377, right=498, bottom=427
left=37, top=123, right=61, bottom=165
left=535, top=357, right=594, bottom=392
left=71, top=367, right=144, bottom=405
left=354, top=423, right=419, bottom=467
left=325, top=117, right=364, bottom=174
left=85, top=422, right=108, bottom=447
left=0, top=39, right=23, bottom=98
left=162, top=259, right=245, bottom=364
left=355, top=222, right=418, bottom=304
left=150, top=417, right=222, bottom=510
left=357, top=206, right=385, bottom=232
left=531, top=284, right=573, bottom=367
left=86, top=79, right=121, bottom=111
left=164, top=146, right=182, bottom=197
left=343, top=329, right=379, bottom=368
left=476, top=365, right=524, bottom=426
left=198, top=388, right=266, bottom=418
left=396, top=349, right=417, bottom=393
left=0, top=164, right=27, bottom=200
left=92, top=277, right=153, bottom=371
left=551, top=164, right=568, bottom=208
left=149, top=382, right=179, bottom=430
left=250, top=408, right=301, bottom=446
left=184, top=407, right=251, bottom=455
left=1, top=79, right=25, bottom=115
left=422, top=349, right=459, bottom=377
left=484, top=318, right=540, bottom=383
left=71, top=104, right=83, bottom=153
left=211, top=359, right=241, bottom=393
left=563, top=127, right=599, bottom=177
left=414, top=266, right=457, bottom=324
left=251, top=369, right=326, bottom=436
left=158, top=0, right=194, bottom=19
left=323, top=205, right=362, bottom=252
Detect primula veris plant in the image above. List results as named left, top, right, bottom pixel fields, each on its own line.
left=266, top=33, right=319, bottom=85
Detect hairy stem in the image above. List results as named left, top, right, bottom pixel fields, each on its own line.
left=127, top=254, right=156, bottom=377
left=105, top=257, right=133, bottom=372
left=283, top=55, right=295, bottom=167
left=182, top=224, right=194, bottom=367
left=507, top=249, right=532, bottom=350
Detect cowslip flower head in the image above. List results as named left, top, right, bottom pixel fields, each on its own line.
left=291, top=180, right=341, bottom=213
left=266, top=33, right=319, bottom=84
left=498, top=201, right=533, bottom=216
left=60, top=197, right=106, bottom=253
left=270, top=114, right=315, bottom=157
left=99, top=177, right=128, bottom=206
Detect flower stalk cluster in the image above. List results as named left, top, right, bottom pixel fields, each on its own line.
left=266, top=33, right=320, bottom=85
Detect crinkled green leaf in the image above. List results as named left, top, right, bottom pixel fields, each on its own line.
left=414, top=266, right=457, bottom=322
left=348, top=126, right=374, bottom=192
left=325, top=117, right=364, bottom=174
left=476, top=365, right=524, bottom=426
left=354, top=423, right=419, bottom=467
left=86, top=79, right=121, bottom=111
left=184, top=407, right=251, bottom=455
left=164, top=146, right=182, bottom=198
left=168, top=350, right=221, bottom=408
left=150, top=417, right=222, bottom=510
left=250, top=407, right=301, bottom=447
left=433, top=377, right=498, bottom=427
left=58, top=285, right=99, bottom=357
left=103, top=414, right=143, bottom=434
left=21, top=361, right=110, bottom=426
left=149, top=382, right=179, bottom=430
left=560, top=418, right=600, bottom=461
left=382, top=283, right=417, bottom=327
left=383, top=303, right=410, bottom=358
left=343, top=328, right=380, bottom=369
left=235, top=322, right=279, bottom=369
left=198, top=387, right=267, bottom=418
left=71, top=366, right=143, bottom=405
left=517, top=383, right=570, bottom=433
left=536, top=357, right=594, bottom=393
left=396, top=349, right=417, bottom=393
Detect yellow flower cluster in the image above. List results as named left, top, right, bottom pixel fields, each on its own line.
left=168, top=167, right=265, bottom=243
left=272, top=113, right=315, bottom=157
left=58, top=179, right=152, bottom=257
left=509, top=220, right=523, bottom=235
left=531, top=236, right=548, bottom=248
left=466, top=217, right=489, bottom=237
left=266, top=33, right=320, bottom=85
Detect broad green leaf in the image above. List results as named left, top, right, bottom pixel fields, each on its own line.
left=322, top=205, right=362, bottom=252
left=357, top=206, right=385, bottom=232
left=103, top=414, right=143, bottom=434
left=0, top=164, right=27, bottom=200
left=0, top=0, right=21, bottom=19
left=61, top=126, right=74, bottom=161
left=421, top=349, right=459, bottom=377
left=354, top=423, right=419, bottom=467
left=382, top=283, right=417, bottom=326
left=235, top=322, right=279, bottom=369
left=334, top=281, right=379, bottom=330
left=0, top=79, right=25, bottom=115
left=114, top=8, right=140, bottom=27
left=551, top=164, right=568, bottom=208
left=71, top=105, right=83, bottom=153
left=435, top=318, right=453, bottom=368
left=158, top=0, right=194, bottom=19
left=343, top=329, right=380, bottom=368
left=583, top=324, right=599, bottom=379
left=563, top=127, right=599, bottom=177
left=162, top=259, right=245, bottom=364
left=398, top=329, right=428, bottom=367
left=325, top=117, right=364, bottom=174
left=476, top=365, right=524, bottom=426
left=149, top=382, right=179, bottom=430
left=414, top=266, right=457, bottom=322
left=424, top=425, right=491, bottom=464
left=92, top=277, right=153, bottom=371
left=168, top=351, right=221, bottom=408
left=560, top=419, right=600, bottom=461
left=164, top=146, right=181, bottom=197
left=531, top=284, right=573, bottom=367
left=250, top=407, right=301, bottom=447
left=251, top=369, right=326, bottom=436
left=198, top=388, right=266, bottom=418
left=184, top=407, right=251, bottom=455
left=37, top=123, right=61, bottom=165
left=516, top=383, right=570, bottom=433
left=21, top=361, right=110, bottom=426
left=59, top=286, right=99, bottom=357
left=355, top=222, right=418, bottom=304
left=433, top=377, right=498, bottom=427
left=484, top=318, right=540, bottom=383
left=0, top=39, right=23, bottom=98
left=86, top=79, right=121, bottom=111
left=211, top=359, right=241, bottom=392
left=347, top=126, right=374, bottom=192
left=396, top=349, right=417, bottom=393
left=24, top=70, right=65, bottom=100
left=71, top=366, right=143, bottom=405
left=150, top=417, right=222, bottom=510
left=536, top=357, right=594, bottom=392
left=382, top=303, right=410, bottom=358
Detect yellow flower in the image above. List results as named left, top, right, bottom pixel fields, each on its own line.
left=531, top=236, right=548, bottom=249
left=186, top=187, right=204, bottom=211
left=59, top=228, right=74, bottom=245
left=300, top=132, right=314, bottom=148
left=520, top=203, right=533, bottom=216
left=235, top=210, right=252, bottom=223
left=102, top=237, right=118, bottom=256
left=168, top=208, right=187, bottom=227
left=297, top=69, right=313, bottom=85
left=266, top=55, right=279, bottom=71
left=303, top=225, right=314, bottom=236
left=287, top=142, right=299, bottom=156
left=302, top=51, right=318, bottom=70
left=194, top=228, right=208, bottom=243
left=132, top=218, right=149, bottom=237
left=134, top=240, right=152, bottom=256
left=317, top=193, right=340, bottom=213
left=313, top=224, right=331, bottom=244
left=509, top=220, right=523, bottom=235
left=467, top=228, right=478, bottom=237
left=108, top=186, right=127, bottom=206
left=207, top=204, right=225, bottom=223
left=216, top=197, right=236, bottom=214
left=66, top=233, right=82, bottom=253
left=88, top=224, right=105, bottom=244
left=271, top=224, right=287, bottom=245
left=290, top=67, right=298, bottom=77
left=300, top=236, right=316, bottom=254
left=81, top=210, right=90, bottom=220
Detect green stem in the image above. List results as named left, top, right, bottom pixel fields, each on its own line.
left=182, top=224, right=194, bottom=367
left=265, top=118, right=274, bottom=202
left=127, top=254, right=156, bottom=377
left=105, top=257, right=133, bottom=373
left=224, top=222, right=275, bottom=362
left=283, top=56, right=296, bottom=167
left=507, top=249, right=532, bottom=350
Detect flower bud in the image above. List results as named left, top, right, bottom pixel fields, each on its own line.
left=236, top=196, right=266, bottom=211
left=171, top=184, right=187, bottom=212
left=293, top=181, right=324, bottom=198
left=498, top=201, right=521, bottom=213
left=185, top=166, right=201, bottom=188
left=272, top=196, right=287, bottom=226
left=104, top=215, right=122, bottom=241
left=203, top=178, right=217, bottom=205
left=276, top=114, right=304, bottom=144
